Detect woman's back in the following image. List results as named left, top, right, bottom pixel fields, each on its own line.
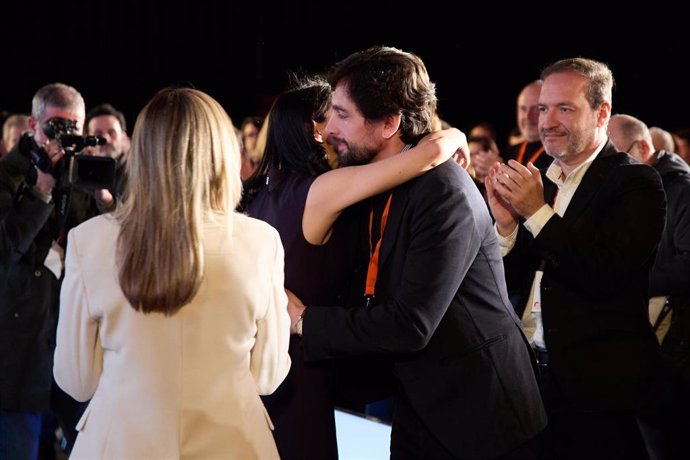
left=247, top=171, right=353, bottom=460
left=55, top=213, right=290, bottom=459
left=248, top=171, right=352, bottom=305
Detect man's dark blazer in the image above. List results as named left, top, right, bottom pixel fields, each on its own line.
left=503, top=141, right=666, bottom=412
left=303, top=160, right=547, bottom=459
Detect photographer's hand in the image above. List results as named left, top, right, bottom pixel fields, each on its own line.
left=92, top=188, right=114, bottom=209
left=33, top=167, right=55, bottom=202
left=42, top=139, right=65, bottom=166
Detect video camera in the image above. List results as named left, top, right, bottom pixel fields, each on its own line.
left=27, top=117, right=116, bottom=190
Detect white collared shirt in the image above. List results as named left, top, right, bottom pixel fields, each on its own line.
left=497, top=138, right=607, bottom=349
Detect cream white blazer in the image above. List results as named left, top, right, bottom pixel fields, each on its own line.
left=54, top=213, right=291, bottom=459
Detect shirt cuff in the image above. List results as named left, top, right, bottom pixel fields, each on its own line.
left=524, top=204, right=555, bottom=237
left=496, top=223, right=519, bottom=257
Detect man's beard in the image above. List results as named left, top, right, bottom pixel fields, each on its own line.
left=95, top=143, right=119, bottom=159
left=328, top=136, right=377, bottom=167
left=541, top=127, right=590, bottom=162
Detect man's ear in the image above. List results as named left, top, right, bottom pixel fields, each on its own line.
left=640, top=139, right=654, bottom=162
left=28, top=117, right=38, bottom=135
left=596, top=102, right=611, bottom=128
left=382, top=113, right=402, bottom=140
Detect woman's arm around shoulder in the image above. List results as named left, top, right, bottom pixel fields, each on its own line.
left=303, top=128, right=468, bottom=245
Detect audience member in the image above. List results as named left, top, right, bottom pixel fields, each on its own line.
left=0, top=82, right=88, bottom=459
left=78, top=103, right=130, bottom=214
left=649, top=126, right=675, bottom=153
left=507, top=125, right=525, bottom=146
left=609, top=113, right=690, bottom=459
left=672, top=127, right=690, bottom=164
left=239, top=116, right=263, bottom=180
left=2, top=114, right=30, bottom=157
left=469, top=121, right=498, bottom=143
left=468, top=134, right=501, bottom=203
left=503, top=80, right=551, bottom=169
left=486, top=58, right=666, bottom=459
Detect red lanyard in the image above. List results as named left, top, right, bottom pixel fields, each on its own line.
left=516, top=141, right=545, bottom=165
left=365, top=193, right=393, bottom=304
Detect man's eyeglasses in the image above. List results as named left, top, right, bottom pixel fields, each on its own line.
left=624, top=140, right=639, bottom=154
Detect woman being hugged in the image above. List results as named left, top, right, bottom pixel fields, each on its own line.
left=54, top=87, right=290, bottom=459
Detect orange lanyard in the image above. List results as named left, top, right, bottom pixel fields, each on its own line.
left=365, top=193, right=393, bottom=304
left=516, top=141, right=545, bottom=165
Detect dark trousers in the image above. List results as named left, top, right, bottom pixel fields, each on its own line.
left=0, top=410, right=42, bottom=460
left=390, top=394, right=537, bottom=460
left=536, top=363, right=649, bottom=460
left=636, top=368, right=690, bottom=460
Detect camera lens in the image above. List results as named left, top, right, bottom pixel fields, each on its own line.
left=42, top=117, right=78, bottom=139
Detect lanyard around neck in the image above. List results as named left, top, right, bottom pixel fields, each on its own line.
left=365, top=193, right=393, bottom=303
left=516, top=141, right=545, bottom=165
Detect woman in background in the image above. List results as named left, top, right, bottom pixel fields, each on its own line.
left=54, top=87, right=290, bottom=459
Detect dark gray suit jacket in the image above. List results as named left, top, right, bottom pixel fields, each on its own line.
left=303, top=160, right=546, bottom=459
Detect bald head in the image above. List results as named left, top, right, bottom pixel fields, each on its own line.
left=608, top=114, right=655, bottom=164
left=649, top=126, right=675, bottom=152
left=517, top=80, right=542, bottom=142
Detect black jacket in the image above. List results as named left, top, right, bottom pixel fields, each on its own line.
left=504, top=142, right=666, bottom=411
left=0, top=141, right=60, bottom=411
left=0, top=138, right=100, bottom=411
left=303, top=160, right=546, bottom=459
left=648, top=150, right=690, bottom=297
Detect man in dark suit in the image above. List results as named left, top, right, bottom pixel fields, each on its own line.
left=608, top=113, right=690, bottom=459
left=485, top=58, right=666, bottom=459
left=288, top=46, right=546, bottom=460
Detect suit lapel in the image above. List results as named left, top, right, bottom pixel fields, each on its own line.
left=560, top=142, right=619, bottom=223
left=377, top=184, right=409, bottom=273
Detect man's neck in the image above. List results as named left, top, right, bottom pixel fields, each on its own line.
left=371, top=138, right=407, bottom=163
left=558, top=134, right=606, bottom=177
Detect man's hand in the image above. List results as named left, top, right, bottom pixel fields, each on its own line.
left=92, top=188, right=114, bottom=209
left=33, top=167, right=56, bottom=198
left=485, top=162, right=519, bottom=236
left=419, top=128, right=470, bottom=170
left=286, top=289, right=306, bottom=335
left=491, top=160, right=546, bottom=220
left=43, top=138, right=65, bottom=166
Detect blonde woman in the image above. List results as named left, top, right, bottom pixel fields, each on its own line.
left=54, top=87, right=290, bottom=459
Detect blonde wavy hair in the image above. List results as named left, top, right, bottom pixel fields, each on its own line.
left=116, top=87, right=242, bottom=315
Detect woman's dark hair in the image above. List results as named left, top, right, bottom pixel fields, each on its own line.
left=240, top=76, right=332, bottom=208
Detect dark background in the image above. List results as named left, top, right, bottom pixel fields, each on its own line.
left=3, top=1, right=688, bottom=147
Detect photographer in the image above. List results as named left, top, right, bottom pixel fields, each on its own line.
left=81, top=103, right=129, bottom=213
left=0, top=82, right=93, bottom=458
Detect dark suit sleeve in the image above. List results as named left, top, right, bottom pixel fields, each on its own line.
left=649, top=180, right=690, bottom=295
left=0, top=151, right=55, bottom=262
left=302, top=172, right=477, bottom=361
left=531, top=163, right=665, bottom=300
